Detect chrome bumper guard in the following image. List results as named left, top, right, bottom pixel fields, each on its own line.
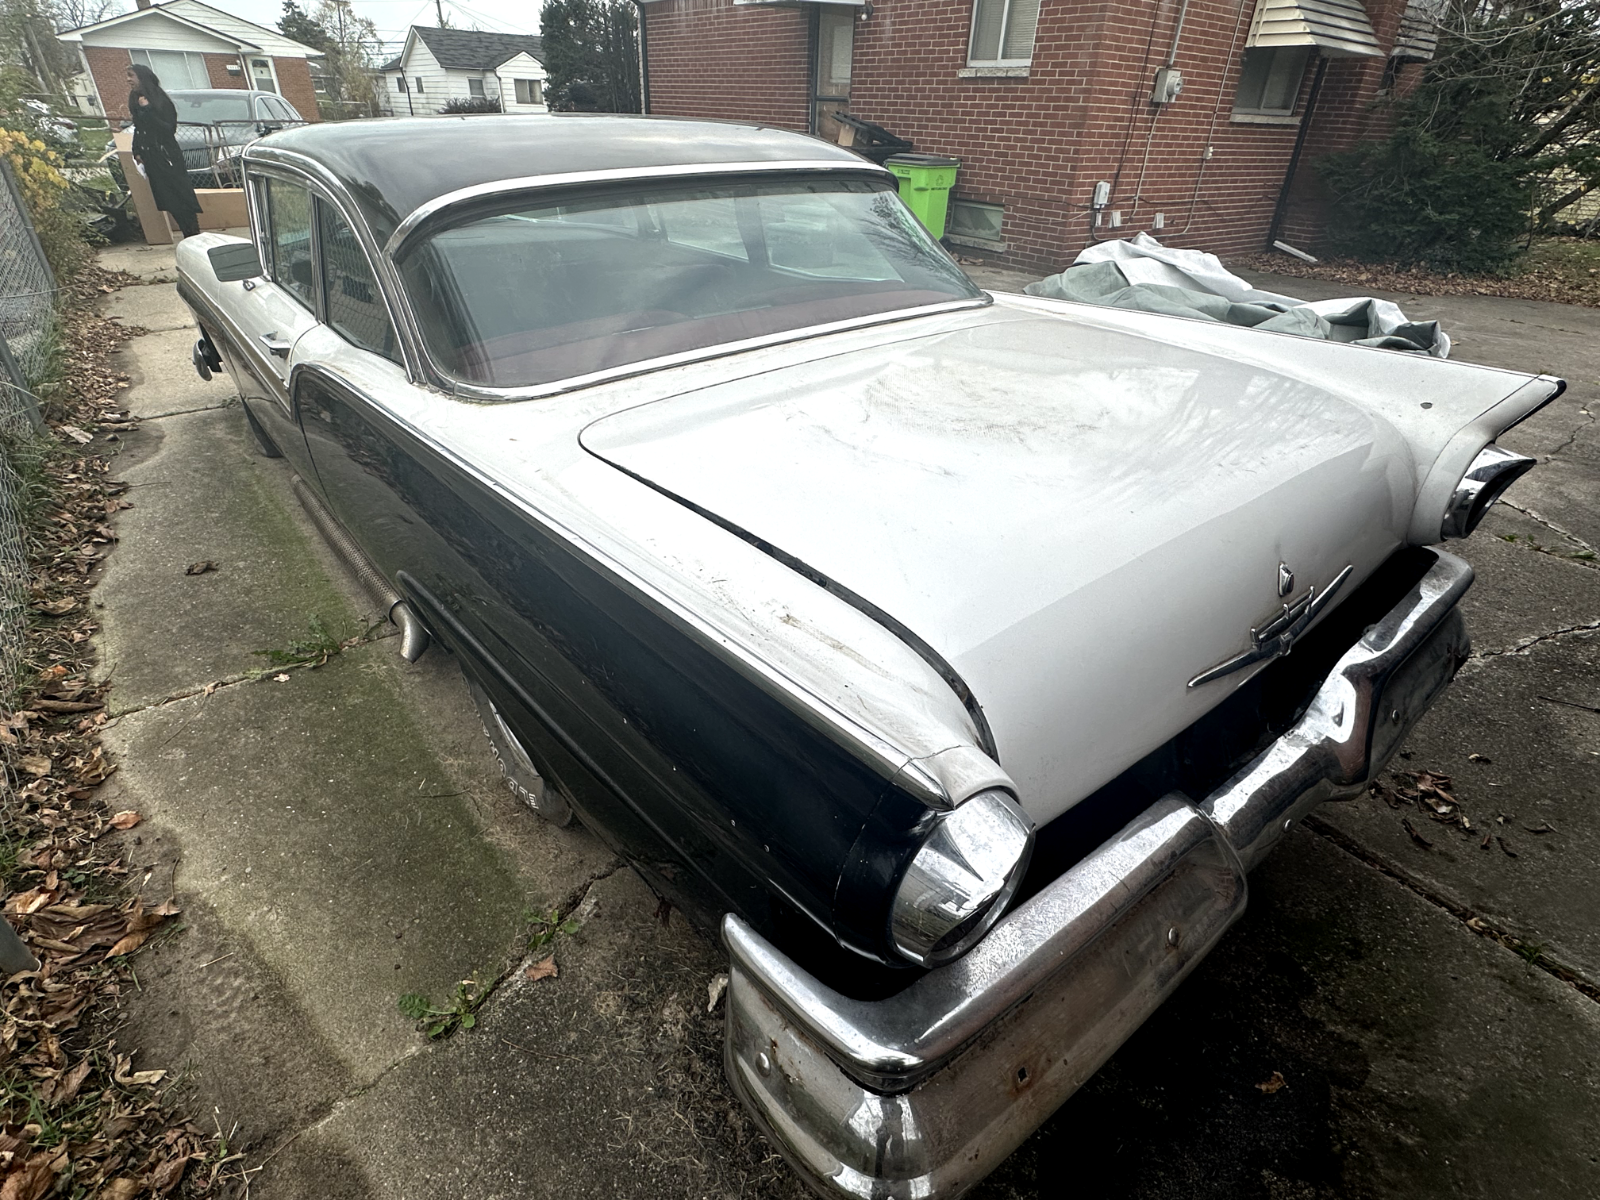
left=723, top=549, right=1474, bottom=1199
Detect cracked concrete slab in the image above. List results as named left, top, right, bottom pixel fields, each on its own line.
left=93, top=406, right=353, bottom=711
left=974, top=827, right=1600, bottom=1200
left=117, top=326, right=237, bottom=419
left=1316, top=628, right=1600, bottom=986
left=99, top=281, right=195, bottom=333
left=257, top=867, right=805, bottom=1200
left=101, top=641, right=542, bottom=1080
left=1451, top=505, right=1600, bottom=655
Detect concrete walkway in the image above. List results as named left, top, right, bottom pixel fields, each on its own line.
left=93, top=247, right=1599, bottom=1199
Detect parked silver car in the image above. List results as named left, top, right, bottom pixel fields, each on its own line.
left=174, top=114, right=1559, bottom=1199
left=169, top=88, right=304, bottom=185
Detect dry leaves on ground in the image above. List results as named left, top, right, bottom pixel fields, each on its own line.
left=1230, top=244, right=1600, bottom=307
left=0, top=266, right=248, bottom=1198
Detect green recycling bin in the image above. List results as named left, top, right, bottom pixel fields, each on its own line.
left=886, top=153, right=960, bottom=240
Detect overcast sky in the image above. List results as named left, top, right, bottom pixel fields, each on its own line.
left=118, top=0, right=542, bottom=60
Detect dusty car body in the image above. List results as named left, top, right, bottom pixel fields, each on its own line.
left=173, top=114, right=1560, bottom=1198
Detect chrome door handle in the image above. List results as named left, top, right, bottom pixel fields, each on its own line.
left=259, top=333, right=292, bottom=358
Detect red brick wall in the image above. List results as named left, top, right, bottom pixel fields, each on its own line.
left=272, top=57, right=322, bottom=122
left=643, top=0, right=810, bottom=132
left=204, top=52, right=247, bottom=89
left=645, top=0, right=1414, bottom=271
left=84, top=44, right=133, bottom=122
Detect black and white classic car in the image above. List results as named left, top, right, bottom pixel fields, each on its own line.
left=175, top=115, right=1561, bottom=1198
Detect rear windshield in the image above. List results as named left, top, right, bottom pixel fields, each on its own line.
left=172, top=94, right=251, bottom=123
left=396, top=178, right=983, bottom=389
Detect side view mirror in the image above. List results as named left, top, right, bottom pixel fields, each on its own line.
left=209, top=242, right=262, bottom=282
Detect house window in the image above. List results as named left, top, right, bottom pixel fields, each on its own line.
left=396, top=76, right=407, bottom=93
left=968, top=0, right=1041, bottom=66
left=414, top=77, right=425, bottom=93
left=1233, top=47, right=1312, bottom=116
left=468, top=77, right=485, bottom=98
left=946, top=200, right=1005, bottom=250
left=129, top=49, right=208, bottom=90
left=514, top=78, right=542, bottom=105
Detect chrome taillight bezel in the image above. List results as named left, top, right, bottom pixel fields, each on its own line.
left=1440, top=443, right=1536, bottom=540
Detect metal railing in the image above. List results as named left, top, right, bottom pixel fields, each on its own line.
left=173, top=119, right=308, bottom=188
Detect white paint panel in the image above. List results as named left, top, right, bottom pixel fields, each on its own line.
left=82, top=12, right=237, bottom=53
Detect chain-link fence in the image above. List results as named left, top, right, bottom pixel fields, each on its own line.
left=0, top=157, right=51, bottom=712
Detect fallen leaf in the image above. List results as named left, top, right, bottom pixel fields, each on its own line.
left=1256, top=1070, right=1287, bottom=1094
left=111, top=1055, right=166, bottom=1087
left=30, top=598, right=75, bottom=617
left=183, top=561, right=217, bottom=576
left=109, top=811, right=141, bottom=830
left=105, top=930, right=149, bottom=958
left=524, top=955, right=558, bottom=983
left=1481, top=832, right=1493, bottom=850
left=17, top=755, right=50, bottom=777
left=100, top=1181, right=140, bottom=1200
left=1523, top=821, right=1555, bottom=835
left=1497, top=836, right=1518, bottom=858
left=45, top=1058, right=91, bottom=1108
left=149, top=1153, right=189, bottom=1196
left=273, top=673, right=290, bottom=683
left=1466, top=917, right=1490, bottom=932
left=707, top=972, right=729, bottom=1013
left=1468, top=752, right=1492, bottom=764
left=1401, top=818, right=1433, bottom=849
left=57, top=425, right=93, bottom=445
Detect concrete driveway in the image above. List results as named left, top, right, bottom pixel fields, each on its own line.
left=93, top=242, right=1599, bottom=1199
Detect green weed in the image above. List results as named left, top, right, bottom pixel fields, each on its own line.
left=398, top=978, right=489, bottom=1039
left=253, top=614, right=383, bottom=671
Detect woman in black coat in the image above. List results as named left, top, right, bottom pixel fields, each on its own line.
left=126, top=63, right=202, bottom=238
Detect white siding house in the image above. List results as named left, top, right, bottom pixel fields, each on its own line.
left=380, top=27, right=546, bottom=115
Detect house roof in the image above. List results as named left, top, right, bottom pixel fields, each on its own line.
left=59, top=0, right=322, bottom=57
left=381, top=26, right=543, bottom=73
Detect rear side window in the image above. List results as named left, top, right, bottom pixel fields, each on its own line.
left=318, top=200, right=399, bottom=362
left=265, top=178, right=316, bottom=311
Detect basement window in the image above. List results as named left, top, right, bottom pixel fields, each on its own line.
left=1233, top=46, right=1312, bottom=116
left=946, top=200, right=1005, bottom=251
left=967, top=0, right=1041, bottom=67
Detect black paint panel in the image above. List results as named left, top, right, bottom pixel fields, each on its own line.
left=292, top=365, right=935, bottom=975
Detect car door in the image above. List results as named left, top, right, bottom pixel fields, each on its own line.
left=230, top=172, right=322, bottom=478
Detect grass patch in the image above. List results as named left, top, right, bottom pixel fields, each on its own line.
left=253, top=614, right=384, bottom=672
left=399, top=978, right=490, bottom=1039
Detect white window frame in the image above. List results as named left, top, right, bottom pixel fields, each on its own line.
left=468, top=76, right=485, bottom=98
left=966, top=0, right=1041, bottom=68
left=1232, top=46, right=1312, bottom=118
left=128, top=49, right=210, bottom=91
left=513, top=77, right=542, bottom=105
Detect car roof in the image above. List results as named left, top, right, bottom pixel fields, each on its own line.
left=248, top=114, right=876, bottom=244
left=170, top=89, right=274, bottom=100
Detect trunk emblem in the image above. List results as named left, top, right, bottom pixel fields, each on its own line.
left=1189, top=564, right=1354, bottom=689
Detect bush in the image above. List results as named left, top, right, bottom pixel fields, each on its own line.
left=0, top=126, right=91, bottom=281
left=440, top=97, right=503, bottom=114
left=1318, top=127, right=1533, bottom=273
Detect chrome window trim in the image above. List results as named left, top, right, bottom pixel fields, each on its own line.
left=243, top=149, right=427, bottom=382
left=414, top=298, right=993, bottom=403
left=381, top=159, right=893, bottom=256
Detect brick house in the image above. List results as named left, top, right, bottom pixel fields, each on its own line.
left=638, top=0, right=1443, bottom=272
left=59, top=0, right=324, bottom=125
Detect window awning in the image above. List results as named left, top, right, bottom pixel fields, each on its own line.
left=1392, top=0, right=1445, bottom=61
left=1246, top=0, right=1383, bottom=59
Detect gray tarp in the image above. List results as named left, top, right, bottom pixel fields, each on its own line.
left=1022, top=233, right=1450, bottom=358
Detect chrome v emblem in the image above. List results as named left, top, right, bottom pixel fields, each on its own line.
left=1188, top=564, right=1354, bottom=689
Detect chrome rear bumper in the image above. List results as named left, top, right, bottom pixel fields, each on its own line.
left=723, top=549, right=1473, bottom=1199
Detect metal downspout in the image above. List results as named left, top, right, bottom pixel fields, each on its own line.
left=1267, top=54, right=1329, bottom=248
left=634, top=0, right=651, bottom=114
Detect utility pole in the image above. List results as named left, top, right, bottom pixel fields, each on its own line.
left=435, top=0, right=445, bottom=26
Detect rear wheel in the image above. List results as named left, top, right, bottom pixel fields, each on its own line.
left=465, top=674, right=573, bottom=827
